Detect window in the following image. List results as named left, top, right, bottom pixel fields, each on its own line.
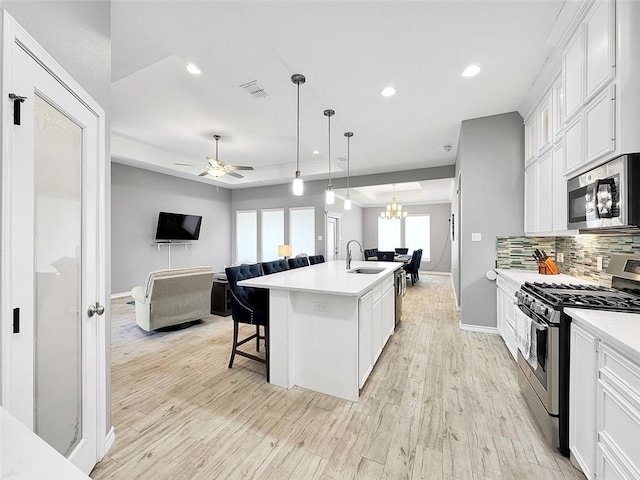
left=289, top=207, right=315, bottom=256
left=377, top=218, right=401, bottom=251
left=405, top=215, right=430, bottom=260
left=236, top=210, right=257, bottom=263
left=261, top=209, right=284, bottom=261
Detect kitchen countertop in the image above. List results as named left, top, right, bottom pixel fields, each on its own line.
left=496, top=268, right=598, bottom=286
left=1, top=406, right=90, bottom=479
left=239, top=260, right=401, bottom=297
left=566, top=308, right=640, bottom=365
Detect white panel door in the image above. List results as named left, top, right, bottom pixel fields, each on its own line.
left=524, top=162, right=537, bottom=234
left=585, top=85, right=616, bottom=165
left=2, top=18, right=106, bottom=474
left=564, top=28, right=584, bottom=120
left=585, top=0, right=615, bottom=101
left=552, top=143, right=568, bottom=231
left=536, top=151, right=553, bottom=233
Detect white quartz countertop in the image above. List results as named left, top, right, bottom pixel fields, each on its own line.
left=496, top=268, right=598, bottom=286
left=1, top=406, right=90, bottom=479
left=238, top=260, right=401, bottom=296
left=566, top=308, right=640, bottom=365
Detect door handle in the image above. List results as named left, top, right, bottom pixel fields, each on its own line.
left=87, top=301, right=105, bottom=317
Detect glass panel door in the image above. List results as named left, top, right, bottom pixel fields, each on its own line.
left=33, top=94, right=83, bottom=456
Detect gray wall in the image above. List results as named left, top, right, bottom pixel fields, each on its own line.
left=231, top=181, right=364, bottom=261
left=451, top=174, right=461, bottom=307
left=363, top=203, right=452, bottom=272
left=456, top=112, right=524, bottom=328
left=112, top=163, right=232, bottom=293
left=0, top=0, right=111, bottom=433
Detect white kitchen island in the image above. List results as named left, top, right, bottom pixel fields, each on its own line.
left=238, top=260, right=401, bottom=401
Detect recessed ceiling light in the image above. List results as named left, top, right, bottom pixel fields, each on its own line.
left=381, top=86, right=396, bottom=97
left=462, top=65, right=481, bottom=78
left=186, top=63, right=201, bottom=75
left=313, top=150, right=319, bottom=155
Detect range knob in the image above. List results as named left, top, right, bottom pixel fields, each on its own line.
left=534, top=303, right=547, bottom=316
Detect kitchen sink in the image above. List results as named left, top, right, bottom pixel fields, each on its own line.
left=347, top=267, right=386, bottom=274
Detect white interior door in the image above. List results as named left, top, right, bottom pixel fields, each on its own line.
left=327, top=217, right=338, bottom=261
left=1, top=14, right=106, bottom=474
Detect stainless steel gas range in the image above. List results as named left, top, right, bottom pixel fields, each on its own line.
left=515, top=255, right=640, bottom=456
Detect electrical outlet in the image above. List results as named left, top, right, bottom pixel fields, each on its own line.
left=472, top=233, right=482, bottom=242
left=315, top=302, right=329, bottom=313
left=317, top=236, right=322, bottom=241
left=597, top=256, right=603, bottom=271
left=557, top=252, right=564, bottom=263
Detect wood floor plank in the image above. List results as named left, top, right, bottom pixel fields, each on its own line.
left=91, top=275, right=584, bottom=480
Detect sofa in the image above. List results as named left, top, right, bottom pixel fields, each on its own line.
left=131, top=266, right=214, bottom=331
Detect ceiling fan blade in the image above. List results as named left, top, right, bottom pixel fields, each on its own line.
left=226, top=170, right=244, bottom=179
left=198, top=171, right=210, bottom=177
left=226, top=165, right=254, bottom=171
left=174, top=163, right=205, bottom=167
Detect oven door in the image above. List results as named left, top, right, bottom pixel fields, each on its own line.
left=516, top=305, right=560, bottom=415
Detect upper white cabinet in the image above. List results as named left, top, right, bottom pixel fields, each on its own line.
left=524, top=162, right=537, bottom=234
left=552, top=142, right=567, bottom=231
left=585, top=84, right=615, bottom=164
left=585, top=0, right=615, bottom=101
left=552, top=75, right=565, bottom=141
left=536, top=151, right=553, bottom=233
left=525, top=116, right=536, bottom=164
left=564, top=29, right=584, bottom=120
left=537, top=91, right=552, bottom=155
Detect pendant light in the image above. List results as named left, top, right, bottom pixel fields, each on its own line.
left=380, top=184, right=408, bottom=219
left=344, top=132, right=353, bottom=210
left=324, top=109, right=335, bottom=204
left=291, top=74, right=306, bottom=196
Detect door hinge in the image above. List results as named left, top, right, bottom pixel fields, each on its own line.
left=8, top=93, right=27, bottom=125
left=12, top=307, right=20, bottom=333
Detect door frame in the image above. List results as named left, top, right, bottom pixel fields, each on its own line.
left=325, top=211, right=343, bottom=260
left=0, top=9, right=110, bottom=464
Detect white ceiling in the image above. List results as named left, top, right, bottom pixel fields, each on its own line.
left=111, top=1, right=564, bottom=189
left=335, top=179, right=455, bottom=207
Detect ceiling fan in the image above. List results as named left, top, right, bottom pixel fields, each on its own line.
left=175, top=135, right=254, bottom=179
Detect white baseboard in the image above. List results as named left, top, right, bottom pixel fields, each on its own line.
left=103, top=426, right=115, bottom=457
left=110, top=291, right=130, bottom=299
left=420, top=270, right=450, bottom=276
left=450, top=276, right=461, bottom=311
left=459, top=322, right=498, bottom=334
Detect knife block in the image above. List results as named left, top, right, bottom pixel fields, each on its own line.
left=537, top=262, right=559, bottom=275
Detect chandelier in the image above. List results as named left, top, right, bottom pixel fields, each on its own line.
left=380, top=185, right=408, bottom=219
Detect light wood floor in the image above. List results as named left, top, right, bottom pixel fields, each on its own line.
left=91, top=275, right=585, bottom=480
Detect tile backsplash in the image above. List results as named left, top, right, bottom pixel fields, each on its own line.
left=496, top=234, right=640, bottom=286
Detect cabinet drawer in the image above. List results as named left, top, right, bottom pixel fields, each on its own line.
left=600, top=343, right=640, bottom=408
left=598, top=380, right=640, bottom=475
left=496, top=276, right=519, bottom=297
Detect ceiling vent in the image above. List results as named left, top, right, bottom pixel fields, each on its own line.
left=239, top=80, right=268, bottom=99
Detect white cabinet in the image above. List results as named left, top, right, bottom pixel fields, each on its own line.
left=524, top=162, right=537, bottom=234
left=570, top=323, right=599, bottom=480
left=584, top=0, right=615, bottom=101
left=496, top=276, right=518, bottom=361
left=358, top=291, right=373, bottom=388
left=358, top=277, right=395, bottom=388
left=536, top=151, right=553, bottom=233
left=585, top=84, right=615, bottom=164
left=564, top=114, right=583, bottom=173
left=564, top=28, right=584, bottom=120
left=382, top=279, right=394, bottom=343
left=568, top=319, right=640, bottom=480
left=552, top=75, right=565, bottom=142
left=552, top=142, right=567, bottom=231
left=525, top=116, right=536, bottom=164
left=537, top=91, right=552, bottom=154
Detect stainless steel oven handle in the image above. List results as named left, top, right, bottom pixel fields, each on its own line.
left=517, top=304, right=549, bottom=331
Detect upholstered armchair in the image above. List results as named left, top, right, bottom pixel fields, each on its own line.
left=308, top=255, right=325, bottom=265
left=288, top=257, right=309, bottom=269
left=130, top=266, right=214, bottom=331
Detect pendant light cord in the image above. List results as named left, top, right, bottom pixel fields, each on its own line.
left=346, top=135, right=350, bottom=191
left=328, top=114, right=332, bottom=185
left=296, top=81, right=300, bottom=171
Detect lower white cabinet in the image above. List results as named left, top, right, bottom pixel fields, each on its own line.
left=570, top=323, right=598, bottom=479
left=569, top=321, right=640, bottom=480
left=496, top=276, right=518, bottom=360
left=358, top=277, right=395, bottom=388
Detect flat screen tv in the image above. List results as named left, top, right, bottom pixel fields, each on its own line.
left=155, top=212, right=202, bottom=241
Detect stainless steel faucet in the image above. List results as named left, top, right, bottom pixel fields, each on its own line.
left=346, top=240, right=363, bottom=269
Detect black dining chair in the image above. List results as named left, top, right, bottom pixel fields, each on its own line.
left=225, top=264, right=269, bottom=380
left=395, top=248, right=409, bottom=255
left=288, top=257, right=310, bottom=269
left=261, top=259, right=289, bottom=275
left=308, top=255, right=325, bottom=265
left=403, top=249, right=421, bottom=285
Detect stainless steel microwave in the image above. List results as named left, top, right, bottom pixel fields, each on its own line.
left=567, top=154, right=640, bottom=232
